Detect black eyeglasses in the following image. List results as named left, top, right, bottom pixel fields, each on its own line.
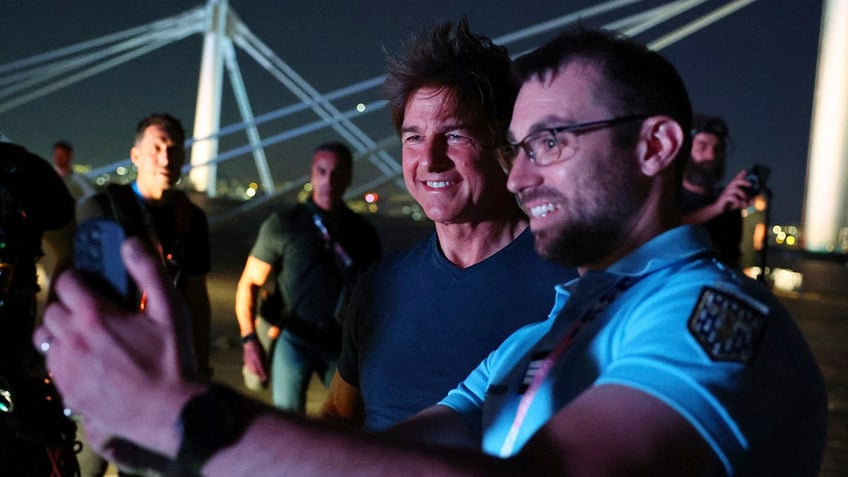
left=497, top=115, right=649, bottom=173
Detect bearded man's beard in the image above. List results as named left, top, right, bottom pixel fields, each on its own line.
left=683, top=159, right=720, bottom=190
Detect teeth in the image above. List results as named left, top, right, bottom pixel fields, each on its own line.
left=529, top=203, right=557, bottom=218
left=426, top=181, right=453, bottom=189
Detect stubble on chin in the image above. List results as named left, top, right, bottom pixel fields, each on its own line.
left=535, top=222, right=615, bottom=268
left=532, top=187, right=640, bottom=268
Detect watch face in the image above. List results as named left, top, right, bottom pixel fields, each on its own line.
left=179, top=385, right=247, bottom=470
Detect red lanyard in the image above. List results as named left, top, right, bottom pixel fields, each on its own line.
left=499, top=275, right=640, bottom=457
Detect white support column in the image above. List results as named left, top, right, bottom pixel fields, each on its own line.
left=803, top=0, right=848, bottom=252
left=223, top=38, right=275, bottom=193
left=189, top=0, right=228, bottom=196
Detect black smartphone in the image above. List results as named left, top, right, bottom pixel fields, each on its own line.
left=74, top=218, right=140, bottom=309
left=743, top=163, right=771, bottom=199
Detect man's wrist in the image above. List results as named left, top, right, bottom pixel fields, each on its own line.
left=176, top=384, right=257, bottom=475
left=241, top=332, right=258, bottom=345
left=118, top=382, right=205, bottom=460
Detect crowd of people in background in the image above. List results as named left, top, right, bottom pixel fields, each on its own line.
left=0, top=14, right=827, bottom=477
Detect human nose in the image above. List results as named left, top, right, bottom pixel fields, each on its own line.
left=420, top=137, right=451, bottom=171
left=506, top=150, right=540, bottom=194
left=152, top=146, right=169, bottom=165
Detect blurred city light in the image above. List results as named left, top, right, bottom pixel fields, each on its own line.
left=771, top=268, right=804, bottom=293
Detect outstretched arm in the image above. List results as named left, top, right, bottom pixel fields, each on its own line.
left=682, top=169, right=753, bottom=225
left=33, top=239, right=507, bottom=475
left=518, top=384, right=723, bottom=476
left=35, top=238, right=724, bottom=476
left=36, top=238, right=204, bottom=462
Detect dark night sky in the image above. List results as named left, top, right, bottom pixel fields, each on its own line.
left=0, top=0, right=824, bottom=225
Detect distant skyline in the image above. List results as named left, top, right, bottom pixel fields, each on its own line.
left=0, top=0, right=824, bottom=225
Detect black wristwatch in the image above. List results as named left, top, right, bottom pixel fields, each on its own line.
left=177, top=384, right=254, bottom=475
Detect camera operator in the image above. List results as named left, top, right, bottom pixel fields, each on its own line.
left=0, top=138, right=79, bottom=475
left=681, top=113, right=754, bottom=268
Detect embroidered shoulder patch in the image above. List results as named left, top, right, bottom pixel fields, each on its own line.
left=688, top=286, right=767, bottom=363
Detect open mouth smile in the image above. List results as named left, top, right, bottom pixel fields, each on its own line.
left=527, top=202, right=559, bottom=218
left=425, top=180, right=456, bottom=189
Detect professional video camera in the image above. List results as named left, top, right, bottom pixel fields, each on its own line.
left=0, top=141, right=80, bottom=476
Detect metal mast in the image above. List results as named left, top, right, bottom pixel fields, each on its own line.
left=803, top=0, right=847, bottom=252
left=189, top=0, right=227, bottom=196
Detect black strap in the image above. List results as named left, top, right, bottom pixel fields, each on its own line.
left=305, top=201, right=353, bottom=272
left=304, top=202, right=358, bottom=321
left=177, top=384, right=257, bottom=475
left=102, top=184, right=155, bottom=243
left=100, top=185, right=192, bottom=286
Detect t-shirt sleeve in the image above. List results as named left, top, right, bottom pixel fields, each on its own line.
left=249, top=214, right=284, bottom=266
left=594, top=277, right=761, bottom=471
left=438, top=314, right=558, bottom=444
left=438, top=351, right=490, bottom=440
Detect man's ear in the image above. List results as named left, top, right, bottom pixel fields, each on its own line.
left=129, top=146, right=141, bottom=166
left=636, top=116, right=684, bottom=177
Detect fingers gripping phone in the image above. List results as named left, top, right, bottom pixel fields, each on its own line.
left=73, top=216, right=200, bottom=379
left=743, top=163, right=771, bottom=199
left=74, top=218, right=141, bottom=310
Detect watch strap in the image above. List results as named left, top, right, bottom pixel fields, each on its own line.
left=177, top=384, right=254, bottom=475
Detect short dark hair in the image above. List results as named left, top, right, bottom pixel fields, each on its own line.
left=383, top=16, right=515, bottom=145
left=52, top=141, right=73, bottom=153
left=134, top=113, right=185, bottom=147
left=512, top=28, right=693, bottom=175
left=691, top=113, right=729, bottom=143
left=314, top=141, right=353, bottom=170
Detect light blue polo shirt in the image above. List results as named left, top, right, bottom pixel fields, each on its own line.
left=440, top=225, right=826, bottom=476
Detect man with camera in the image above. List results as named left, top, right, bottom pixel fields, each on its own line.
left=680, top=113, right=759, bottom=268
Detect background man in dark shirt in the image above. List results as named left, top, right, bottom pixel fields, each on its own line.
left=79, top=113, right=211, bottom=377
left=235, top=141, right=381, bottom=412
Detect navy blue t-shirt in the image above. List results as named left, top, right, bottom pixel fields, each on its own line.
left=338, top=228, right=575, bottom=430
